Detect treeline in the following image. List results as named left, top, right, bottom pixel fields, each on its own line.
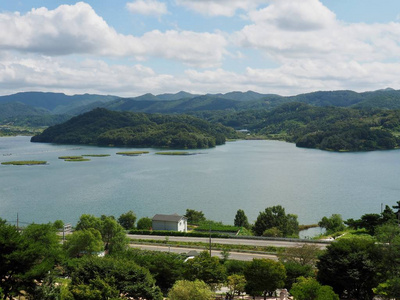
left=31, top=108, right=237, bottom=149
left=3, top=202, right=400, bottom=299
left=193, top=103, right=400, bottom=151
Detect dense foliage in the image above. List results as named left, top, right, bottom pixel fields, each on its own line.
left=203, top=102, right=400, bottom=151
left=31, top=108, right=236, bottom=149
left=2, top=203, right=400, bottom=299
left=253, top=205, right=299, bottom=237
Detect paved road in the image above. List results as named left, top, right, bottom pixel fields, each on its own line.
left=127, top=234, right=329, bottom=249
left=129, top=243, right=279, bottom=261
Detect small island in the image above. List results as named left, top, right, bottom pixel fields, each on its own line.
left=58, top=156, right=91, bottom=162
left=1, top=160, right=47, bottom=165
left=30, top=108, right=237, bottom=149
left=116, top=151, right=149, bottom=156
left=155, top=151, right=195, bottom=156
left=82, top=154, right=110, bottom=157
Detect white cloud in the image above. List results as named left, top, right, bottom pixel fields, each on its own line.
left=126, top=0, right=168, bottom=17
left=175, top=0, right=268, bottom=17
left=235, top=0, right=400, bottom=69
left=0, top=2, right=226, bottom=67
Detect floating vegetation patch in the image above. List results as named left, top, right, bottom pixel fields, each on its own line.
left=155, top=151, right=195, bottom=156
left=116, top=151, right=149, bottom=156
left=82, top=154, right=110, bottom=157
left=59, top=156, right=90, bottom=162
left=1, top=160, right=47, bottom=165
left=64, top=158, right=91, bottom=162
left=58, top=156, right=83, bottom=160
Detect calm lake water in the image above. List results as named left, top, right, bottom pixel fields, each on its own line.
left=1, top=136, right=399, bottom=229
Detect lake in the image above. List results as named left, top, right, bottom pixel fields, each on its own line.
left=1, top=136, right=399, bottom=229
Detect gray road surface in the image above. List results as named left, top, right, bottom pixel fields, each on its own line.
left=127, top=234, right=329, bottom=249
left=129, top=243, right=278, bottom=261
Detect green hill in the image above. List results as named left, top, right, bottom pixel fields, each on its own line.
left=31, top=108, right=237, bottom=149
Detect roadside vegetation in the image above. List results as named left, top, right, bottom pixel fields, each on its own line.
left=2, top=202, right=400, bottom=299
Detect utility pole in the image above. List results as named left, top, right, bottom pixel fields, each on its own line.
left=209, top=222, right=212, bottom=256
left=16, top=213, right=19, bottom=231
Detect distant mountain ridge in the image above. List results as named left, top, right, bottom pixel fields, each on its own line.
left=2, top=89, right=400, bottom=126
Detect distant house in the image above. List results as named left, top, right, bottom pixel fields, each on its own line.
left=152, top=214, right=187, bottom=232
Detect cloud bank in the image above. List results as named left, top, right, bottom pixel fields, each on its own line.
left=0, top=0, right=400, bottom=96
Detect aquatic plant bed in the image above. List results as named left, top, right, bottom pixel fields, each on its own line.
left=116, top=151, right=149, bottom=156
left=58, top=156, right=84, bottom=160
left=1, top=160, right=47, bottom=165
left=155, top=152, right=195, bottom=155
left=58, top=156, right=91, bottom=162
left=82, top=154, right=110, bottom=157
left=64, top=158, right=91, bottom=162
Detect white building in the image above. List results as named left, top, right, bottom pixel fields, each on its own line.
left=152, top=214, right=187, bottom=232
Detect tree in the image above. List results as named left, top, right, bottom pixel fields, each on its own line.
left=184, top=209, right=206, bottom=224
left=75, top=214, right=102, bottom=231
left=318, top=214, right=346, bottom=234
left=69, top=256, right=163, bottom=300
left=120, top=248, right=186, bottom=294
left=244, top=258, right=286, bottom=300
left=74, top=214, right=128, bottom=255
left=234, top=209, right=250, bottom=229
left=168, top=280, right=214, bottom=300
left=253, top=205, right=299, bottom=237
left=64, top=228, right=104, bottom=257
left=0, top=222, right=61, bottom=299
left=118, top=210, right=137, bottom=230
left=53, top=219, right=64, bottom=230
left=373, top=277, right=400, bottom=300
left=290, top=277, right=339, bottom=300
left=227, top=274, right=246, bottom=299
left=184, top=251, right=226, bottom=290
left=278, top=243, right=321, bottom=267
left=137, top=217, right=152, bottom=230
left=317, top=236, right=380, bottom=300
left=283, top=262, right=315, bottom=290
left=375, top=223, right=400, bottom=280
left=100, top=215, right=128, bottom=254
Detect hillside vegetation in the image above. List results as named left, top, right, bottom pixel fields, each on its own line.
left=203, top=103, right=400, bottom=151
left=31, top=108, right=237, bottom=149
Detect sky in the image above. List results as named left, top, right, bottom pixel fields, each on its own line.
left=1, top=0, right=400, bottom=97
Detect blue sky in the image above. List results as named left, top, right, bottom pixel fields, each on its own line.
left=1, top=0, right=400, bottom=96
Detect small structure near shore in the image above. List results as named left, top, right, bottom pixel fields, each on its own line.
left=152, top=213, right=187, bottom=232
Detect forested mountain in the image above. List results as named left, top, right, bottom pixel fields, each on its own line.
left=204, top=103, right=400, bottom=151
left=31, top=108, right=237, bottom=149
left=2, top=89, right=400, bottom=122
left=0, top=92, right=119, bottom=114
left=5, top=89, right=400, bottom=151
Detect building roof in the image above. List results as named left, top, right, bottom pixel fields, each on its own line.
left=152, top=213, right=186, bottom=222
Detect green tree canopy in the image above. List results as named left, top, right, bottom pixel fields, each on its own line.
left=318, top=214, right=346, bottom=234
left=183, top=251, right=226, bottom=290
left=0, top=222, right=61, bottom=299
left=244, top=258, right=286, bottom=300
left=184, top=209, right=206, bottom=224
left=253, top=205, right=299, bottom=237
left=168, top=280, right=214, bottom=300
left=136, top=217, right=153, bottom=230
left=119, top=248, right=186, bottom=294
left=64, top=228, right=104, bottom=258
left=69, top=256, right=163, bottom=300
left=118, top=210, right=137, bottom=230
left=290, top=277, right=339, bottom=300
left=234, top=209, right=250, bottom=229
left=317, top=236, right=380, bottom=300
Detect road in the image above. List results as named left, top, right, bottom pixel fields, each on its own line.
left=129, top=243, right=279, bottom=261
left=127, top=234, right=329, bottom=249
